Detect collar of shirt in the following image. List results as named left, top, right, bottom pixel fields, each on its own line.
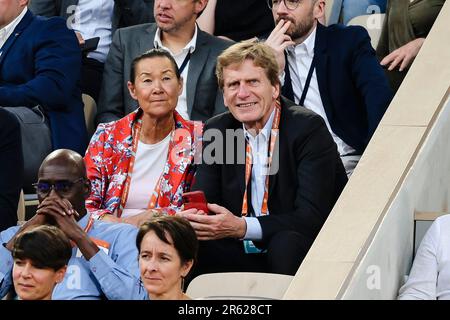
left=287, top=25, right=316, bottom=58
left=243, top=107, right=276, bottom=146
left=153, top=24, right=198, bottom=56
left=0, top=7, right=27, bottom=48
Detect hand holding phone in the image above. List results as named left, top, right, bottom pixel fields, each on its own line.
left=80, top=37, right=100, bottom=53
left=182, top=191, right=210, bottom=214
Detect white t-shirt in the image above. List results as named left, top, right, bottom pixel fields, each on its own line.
left=121, top=133, right=171, bottom=217
left=398, top=214, right=450, bottom=300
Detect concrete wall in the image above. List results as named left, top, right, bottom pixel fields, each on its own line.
left=284, top=1, right=450, bottom=299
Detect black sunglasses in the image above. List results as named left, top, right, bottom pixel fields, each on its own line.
left=32, top=178, right=85, bottom=196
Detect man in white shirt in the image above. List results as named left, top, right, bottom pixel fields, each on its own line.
left=96, top=0, right=232, bottom=124
left=265, top=0, right=393, bottom=176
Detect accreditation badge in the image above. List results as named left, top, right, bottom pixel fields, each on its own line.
left=76, top=237, right=110, bottom=258
left=243, top=240, right=266, bottom=254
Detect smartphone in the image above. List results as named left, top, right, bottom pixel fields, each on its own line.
left=80, top=37, right=100, bottom=53
left=182, top=191, right=210, bottom=214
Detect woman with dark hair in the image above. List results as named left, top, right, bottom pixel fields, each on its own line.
left=12, top=225, right=72, bottom=300
left=136, top=215, right=198, bottom=300
left=85, top=48, right=202, bottom=226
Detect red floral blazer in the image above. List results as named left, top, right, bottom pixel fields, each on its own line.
left=84, top=109, right=203, bottom=219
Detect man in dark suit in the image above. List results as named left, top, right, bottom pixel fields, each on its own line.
left=96, top=0, right=232, bottom=124
left=29, top=0, right=155, bottom=102
left=0, top=1, right=87, bottom=154
left=180, top=41, right=347, bottom=276
left=0, top=109, right=23, bottom=232
left=266, top=0, right=393, bottom=176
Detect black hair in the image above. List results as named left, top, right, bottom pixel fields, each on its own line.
left=129, top=48, right=180, bottom=83
left=136, top=215, right=198, bottom=270
left=12, top=225, right=72, bottom=271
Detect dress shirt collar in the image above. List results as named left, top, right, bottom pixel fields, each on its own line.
left=77, top=213, right=90, bottom=230
left=0, top=7, right=27, bottom=48
left=287, top=25, right=317, bottom=58
left=243, top=107, right=276, bottom=142
left=153, top=24, right=198, bottom=55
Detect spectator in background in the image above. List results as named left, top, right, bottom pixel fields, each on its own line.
left=398, top=214, right=450, bottom=300
left=96, top=0, right=231, bottom=125
left=29, top=0, right=155, bottom=103
left=181, top=41, right=347, bottom=276
left=327, top=0, right=386, bottom=26
left=377, top=0, right=445, bottom=93
left=12, top=225, right=72, bottom=300
left=0, top=0, right=88, bottom=155
left=265, top=0, right=392, bottom=176
left=0, top=109, right=23, bottom=232
left=85, top=50, right=202, bottom=225
left=197, top=0, right=274, bottom=41
left=0, top=149, right=145, bottom=300
left=136, top=215, right=198, bottom=300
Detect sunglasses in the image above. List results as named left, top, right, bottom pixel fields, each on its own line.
left=32, top=178, right=85, bottom=196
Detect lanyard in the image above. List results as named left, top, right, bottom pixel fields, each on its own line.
left=84, top=216, right=94, bottom=233
left=298, top=55, right=316, bottom=107
left=178, top=51, right=191, bottom=74
left=241, top=99, right=281, bottom=217
left=118, top=117, right=174, bottom=217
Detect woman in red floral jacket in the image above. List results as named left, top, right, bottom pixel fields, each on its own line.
left=84, top=49, right=202, bottom=226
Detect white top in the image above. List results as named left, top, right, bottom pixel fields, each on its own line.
left=0, top=7, right=27, bottom=49
left=241, top=109, right=276, bottom=241
left=398, top=214, right=450, bottom=300
left=154, top=26, right=198, bottom=120
left=286, top=26, right=356, bottom=157
left=70, top=0, right=114, bottom=63
left=121, top=133, right=171, bottom=218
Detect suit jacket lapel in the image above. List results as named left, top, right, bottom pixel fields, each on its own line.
left=314, top=23, right=334, bottom=121
left=0, top=10, right=33, bottom=69
left=138, top=24, right=157, bottom=57
left=186, top=29, right=209, bottom=117
left=282, top=51, right=295, bottom=102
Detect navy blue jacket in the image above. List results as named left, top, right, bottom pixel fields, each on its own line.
left=282, top=23, right=393, bottom=154
left=0, top=10, right=87, bottom=154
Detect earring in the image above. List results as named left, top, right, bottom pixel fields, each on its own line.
left=181, top=276, right=185, bottom=291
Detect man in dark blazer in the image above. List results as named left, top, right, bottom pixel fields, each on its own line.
left=28, top=0, right=155, bottom=103
left=180, top=41, right=347, bottom=276
left=0, top=1, right=87, bottom=154
left=96, top=0, right=232, bottom=124
left=0, top=109, right=23, bottom=232
left=266, top=0, right=393, bottom=176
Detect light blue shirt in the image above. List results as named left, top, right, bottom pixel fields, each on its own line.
left=0, top=214, right=147, bottom=300
left=242, top=109, right=276, bottom=241
left=70, top=0, right=114, bottom=62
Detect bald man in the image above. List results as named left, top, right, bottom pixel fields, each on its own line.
left=0, top=149, right=147, bottom=300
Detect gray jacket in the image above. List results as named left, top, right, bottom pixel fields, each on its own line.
left=96, top=23, right=232, bottom=124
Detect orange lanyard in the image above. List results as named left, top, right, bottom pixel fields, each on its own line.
left=241, top=100, right=281, bottom=217
left=84, top=215, right=95, bottom=233
left=118, top=118, right=174, bottom=217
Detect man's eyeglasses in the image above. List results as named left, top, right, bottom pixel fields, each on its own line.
left=267, top=0, right=301, bottom=11
left=32, top=178, right=85, bottom=196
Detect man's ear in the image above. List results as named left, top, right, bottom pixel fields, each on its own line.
left=313, top=0, right=326, bottom=22
left=195, top=0, right=208, bottom=17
